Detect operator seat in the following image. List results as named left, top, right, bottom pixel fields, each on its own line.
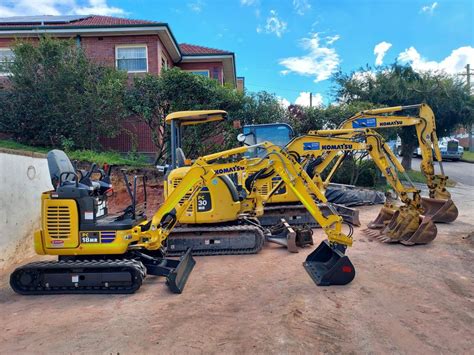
left=176, top=148, right=186, bottom=167
left=47, top=150, right=77, bottom=187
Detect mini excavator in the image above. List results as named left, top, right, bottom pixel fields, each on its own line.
left=163, top=111, right=357, bottom=256
left=239, top=103, right=457, bottom=237
left=11, top=133, right=356, bottom=295
left=334, top=103, right=458, bottom=225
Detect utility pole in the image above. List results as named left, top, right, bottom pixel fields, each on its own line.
left=309, top=92, right=313, bottom=108
left=459, top=64, right=473, bottom=151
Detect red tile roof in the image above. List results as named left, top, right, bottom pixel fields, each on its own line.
left=0, top=15, right=158, bottom=27
left=179, top=43, right=232, bottom=55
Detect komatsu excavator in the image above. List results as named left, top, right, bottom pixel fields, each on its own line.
left=276, top=128, right=438, bottom=244
left=11, top=135, right=356, bottom=295
left=163, top=111, right=359, bottom=256
left=332, top=103, right=458, bottom=226
left=239, top=103, right=457, bottom=235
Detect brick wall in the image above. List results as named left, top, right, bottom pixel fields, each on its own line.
left=178, top=61, right=224, bottom=84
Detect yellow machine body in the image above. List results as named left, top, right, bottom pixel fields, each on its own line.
left=35, top=192, right=141, bottom=256
left=165, top=166, right=244, bottom=224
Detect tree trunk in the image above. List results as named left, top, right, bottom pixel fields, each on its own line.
left=400, top=139, right=416, bottom=171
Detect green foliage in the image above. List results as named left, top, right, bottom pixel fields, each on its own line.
left=324, top=154, right=384, bottom=187
left=462, top=151, right=474, bottom=162
left=0, top=139, right=147, bottom=167
left=332, top=64, right=474, bottom=169
left=0, top=36, right=128, bottom=149
left=287, top=101, right=381, bottom=136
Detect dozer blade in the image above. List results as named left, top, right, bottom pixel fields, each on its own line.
left=139, top=248, right=196, bottom=294
left=421, top=197, right=458, bottom=223
left=266, top=219, right=298, bottom=253
left=165, top=248, right=196, bottom=294
left=367, top=206, right=395, bottom=229
left=371, top=209, right=438, bottom=245
left=303, top=240, right=355, bottom=286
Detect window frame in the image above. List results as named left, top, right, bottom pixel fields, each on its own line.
left=184, top=69, right=210, bottom=78
left=161, top=51, right=169, bottom=72
left=0, top=48, right=14, bottom=76
left=115, top=44, right=148, bottom=73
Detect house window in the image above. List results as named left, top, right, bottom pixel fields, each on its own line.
left=188, top=70, right=210, bottom=77
left=115, top=45, right=148, bottom=73
left=0, top=48, right=14, bottom=76
left=161, top=52, right=168, bottom=71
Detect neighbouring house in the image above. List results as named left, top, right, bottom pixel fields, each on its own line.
left=0, top=15, right=243, bottom=155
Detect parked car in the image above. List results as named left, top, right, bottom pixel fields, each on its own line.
left=415, top=138, right=464, bottom=161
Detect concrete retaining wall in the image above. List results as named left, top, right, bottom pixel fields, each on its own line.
left=0, top=150, right=52, bottom=269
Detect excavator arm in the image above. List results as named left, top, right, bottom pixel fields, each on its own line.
left=324, top=103, right=449, bottom=200
left=282, top=129, right=438, bottom=245
left=139, top=141, right=355, bottom=286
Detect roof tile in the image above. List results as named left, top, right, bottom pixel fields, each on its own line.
left=180, top=43, right=232, bottom=55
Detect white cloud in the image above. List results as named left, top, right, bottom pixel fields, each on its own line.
left=241, top=0, right=258, bottom=5
left=293, top=0, right=311, bottom=16
left=374, top=41, right=392, bottom=66
left=398, top=46, right=474, bottom=74
left=73, top=0, right=125, bottom=16
left=277, top=96, right=290, bottom=108
left=257, top=10, right=287, bottom=38
left=421, top=2, right=438, bottom=15
left=187, top=0, right=204, bottom=13
left=295, top=92, right=323, bottom=107
left=279, top=32, right=340, bottom=82
left=326, top=35, right=340, bottom=45
left=0, top=0, right=125, bottom=17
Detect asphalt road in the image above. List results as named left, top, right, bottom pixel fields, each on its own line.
left=409, top=157, right=474, bottom=186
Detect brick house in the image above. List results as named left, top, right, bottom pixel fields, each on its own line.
left=0, top=15, right=244, bottom=154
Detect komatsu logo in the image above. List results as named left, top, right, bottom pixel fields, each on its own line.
left=322, top=144, right=353, bottom=150
left=213, top=166, right=245, bottom=174
left=379, top=120, right=403, bottom=127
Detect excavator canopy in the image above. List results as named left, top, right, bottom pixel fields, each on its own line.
left=165, top=110, right=228, bottom=126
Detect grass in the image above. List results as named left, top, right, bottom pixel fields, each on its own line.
left=0, top=139, right=149, bottom=167
left=462, top=151, right=474, bottom=162
left=398, top=169, right=456, bottom=187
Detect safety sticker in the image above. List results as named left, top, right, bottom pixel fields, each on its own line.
left=303, top=142, right=321, bottom=150
left=352, top=118, right=377, bottom=128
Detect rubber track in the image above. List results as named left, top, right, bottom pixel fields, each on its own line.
left=262, top=204, right=319, bottom=227
left=166, top=225, right=265, bottom=256
left=10, top=259, right=146, bottom=295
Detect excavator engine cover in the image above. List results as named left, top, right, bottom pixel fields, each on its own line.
left=421, top=197, right=458, bottom=223
left=303, top=240, right=355, bottom=286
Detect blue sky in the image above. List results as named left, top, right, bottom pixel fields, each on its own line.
left=1, top=0, right=473, bottom=105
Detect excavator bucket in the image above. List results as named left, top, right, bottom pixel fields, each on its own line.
left=367, top=206, right=396, bottom=229
left=303, top=240, right=355, bottom=286
left=421, top=197, right=458, bottom=223
left=366, top=209, right=438, bottom=245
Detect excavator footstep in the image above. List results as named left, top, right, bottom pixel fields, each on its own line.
left=303, top=240, right=355, bottom=286
left=421, top=197, right=458, bottom=223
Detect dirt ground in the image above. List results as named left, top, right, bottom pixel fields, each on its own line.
left=0, top=184, right=473, bottom=354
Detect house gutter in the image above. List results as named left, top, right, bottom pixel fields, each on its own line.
left=0, top=23, right=183, bottom=61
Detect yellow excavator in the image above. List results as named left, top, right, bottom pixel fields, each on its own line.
left=162, top=111, right=356, bottom=256
left=333, top=103, right=458, bottom=225
left=11, top=125, right=356, bottom=295
left=239, top=104, right=457, bottom=234
left=272, top=128, right=438, bottom=244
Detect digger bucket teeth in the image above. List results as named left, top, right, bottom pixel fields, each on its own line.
left=371, top=210, right=438, bottom=245
left=303, top=240, right=355, bottom=286
left=165, top=248, right=196, bottom=294
left=421, top=197, right=458, bottom=223
left=367, top=206, right=395, bottom=229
